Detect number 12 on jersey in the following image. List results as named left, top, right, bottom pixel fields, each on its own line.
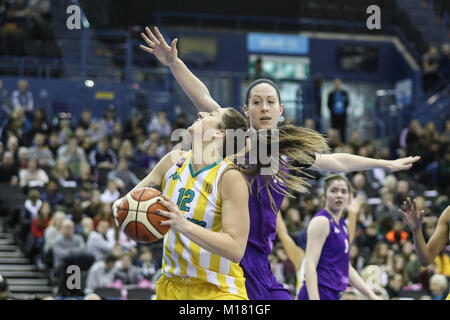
left=176, top=188, right=195, bottom=211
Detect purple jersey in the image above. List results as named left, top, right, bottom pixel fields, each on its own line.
left=298, top=208, right=350, bottom=299
left=240, top=175, right=292, bottom=300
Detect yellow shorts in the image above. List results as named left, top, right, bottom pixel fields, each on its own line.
left=446, top=293, right=450, bottom=300
left=156, top=274, right=248, bottom=300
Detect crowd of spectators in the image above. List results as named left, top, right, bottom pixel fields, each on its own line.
left=0, top=0, right=57, bottom=56
left=0, top=76, right=448, bottom=299
left=0, top=78, right=185, bottom=298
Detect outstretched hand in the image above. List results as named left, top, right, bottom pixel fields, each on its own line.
left=140, top=26, right=178, bottom=67
left=385, top=156, right=420, bottom=172
left=399, top=197, right=425, bottom=231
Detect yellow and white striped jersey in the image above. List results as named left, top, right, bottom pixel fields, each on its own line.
left=161, top=151, right=247, bottom=296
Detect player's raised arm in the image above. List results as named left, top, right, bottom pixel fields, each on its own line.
left=140, top=26, right=221, bottom=113
left=156, top=168, right=250, bottom=263
left=400, top=198, right=450, bottom=266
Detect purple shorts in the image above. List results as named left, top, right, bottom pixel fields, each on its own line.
left=297, top=284, right=341, bottom=300
left=240, top=247, right=292, bottom=300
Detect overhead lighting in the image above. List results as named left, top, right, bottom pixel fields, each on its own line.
left=85, top=80, right=95, bottom=87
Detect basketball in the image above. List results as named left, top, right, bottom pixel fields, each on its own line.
left=115, top=187, right=170, bottom=244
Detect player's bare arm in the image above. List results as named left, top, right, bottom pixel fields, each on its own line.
left=304, top=216, right=329, bottom=300
left=311, top=153, right=420, bottom=173
left=112, top=150, right=185, bottom=221
left=276, top=212, right=304, bottom=270
left=140, top=26, right=221, bottom=113
left=400, top=198, right=450, bottom=266
left=157, top=168, right=250, bottom=263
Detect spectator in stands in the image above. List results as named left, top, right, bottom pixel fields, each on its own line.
left=78, top=109, right=93, bottom=130
left=85, top=254, right=118, bottom=295
left=107, top=158, right=140, bottom=192
left=0, top=151, right=19, bottom=185
left=93, top=202, right=115, bottom=231
left=100, top=179, right=120, bottom=203
left=43, top=210, right=66, bottom=268
left=19, top=157, right=49, bottom=187
left=17, top=146, right=28, bottom=169
left=147, top=110, right=172, bottom=138
left=349, top=244, right=365, bottom=274
left=77, top=161, right=94, bottom=186
left=113, top=252, right=143, bottom=285
left=326, top=128, right=343, bottom=151
left=78, top=216, right=94, bottom=243
left=47, top=131, right=60, bottom=158
left=1, top=108, right=31, bottom=145
left=355, top=222, right=380, bottom=263
left=11, top=79, right=33, bottom=113
left=134, top=247, right=158, bottom=281
left=385, top=273, right=404, bottom=299
left=57, top=134, right=87, bottom=179
left=84, top=190, right=102, bottom=219
left=51, top=160, right=73, bottom=185
left=117, top=139, right=134, bottom=161
left=52, top=219, right=87, bottom=269
left=124, top=108, right=146, bottom=143
left=110, top=135, right=123, bottom=157
left=422, top=46, right=440, bottom=92
left=143, top=142, right=160, bottom=172
left=57, top=119, right=72, bottom=145
left=40, top=179, right=64, bottom=208
left=157, top=137, right=173, bottom=160
left=393, top=180, right=413, bottom=207
left=5, top=135, right=19, bottom=162
left=374, top=190, right=399, bottom=235
left=29, top=201, right=51, bottom=269
left=327, top=78, right=349, bottom=143
left=369, top=241, right=391, bottom=268
left=385, top=220, right=409, bottom=245
left=429, top=274, right=448, bottom=300
left=172, top=112, right=188, bottom=130
left=352, top=173, right=368, bottom=201
left=99, top=105, right=119, bottom=137
left=27, top=131, right=54, bottom=168
left=86, top=122, right=105, bottom=144
left=89, top=136, right=117, bottom=170
left=24, top=109, right=51, bottom=145
left=106, top=227, right=137, bottom=253
left=87, top=220, right=115, bottom=262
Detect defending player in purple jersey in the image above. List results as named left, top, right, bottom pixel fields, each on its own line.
left=140, top=26, right=420, bottom=300
left=298, top=174, right=381, bottom=300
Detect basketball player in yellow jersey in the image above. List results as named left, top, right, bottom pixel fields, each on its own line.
left=400, top=198, right=450, bottom=300
left=113, top=107, right=251, bottom=300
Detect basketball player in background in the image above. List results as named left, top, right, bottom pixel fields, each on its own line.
left=276, top=190, right=363, bottom=297
left=400, top=198, right=450, bottom=300
left=140, top=26, right=420, bottom=300
left=298, top=174, right=381, bottom=300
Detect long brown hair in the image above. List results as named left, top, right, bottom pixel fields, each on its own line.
left=218, top=108, right=329, bottom=211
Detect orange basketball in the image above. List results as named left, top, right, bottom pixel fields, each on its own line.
left=116, top=187, right=170, bottom=244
